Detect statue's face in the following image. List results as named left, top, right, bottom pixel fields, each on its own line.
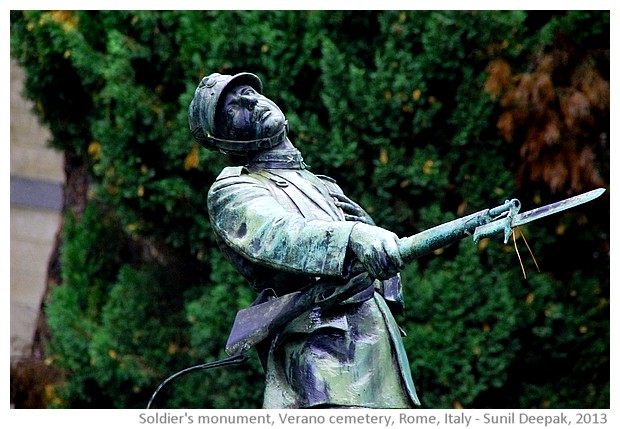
left=217, top=85, right=286, bottom=141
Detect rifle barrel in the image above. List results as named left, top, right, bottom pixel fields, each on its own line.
left=398, top=209, right=491, bottom=263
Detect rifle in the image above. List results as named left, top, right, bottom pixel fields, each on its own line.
left=225, top=188, right=605, bottom=356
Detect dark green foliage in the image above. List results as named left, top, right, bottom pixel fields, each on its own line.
left=45, top=203, right=192, bottom=408
left=11, top=10, right=609, bottom=408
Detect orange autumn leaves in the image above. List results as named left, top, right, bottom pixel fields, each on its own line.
left=485, top=48, right=609, bottom=195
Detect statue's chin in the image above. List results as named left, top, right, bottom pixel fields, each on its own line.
left=224, top=113, right=286, bottom=142
left=258, top=115, right=285, bottom=139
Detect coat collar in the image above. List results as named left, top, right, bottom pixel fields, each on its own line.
left=247, top=148, right=308, bottom=170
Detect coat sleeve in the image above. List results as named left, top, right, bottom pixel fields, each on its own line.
left=207, top=169, right=356, bottom=278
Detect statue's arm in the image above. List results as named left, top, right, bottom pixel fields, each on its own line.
left=207, top=175, right=356, bottom=278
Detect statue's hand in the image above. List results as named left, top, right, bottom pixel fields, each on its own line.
left=330, top=192, right=376, bottom=225
left=348, top=223, right=404, bottom=280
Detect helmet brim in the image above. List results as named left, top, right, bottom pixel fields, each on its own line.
left=226, top=72, right=263, bottom=94
left=216, top=73, right=263, bottom=112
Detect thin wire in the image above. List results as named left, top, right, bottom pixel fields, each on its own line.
left=146, top=353, right=249, bottom=409
left=513, top=229, right=527, bottom=279
left=517, top=226, right=540, bottom=273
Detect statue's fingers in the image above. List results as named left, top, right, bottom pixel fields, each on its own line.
left=383, top=239, right=405, bottom=273
left=338, top=194, right=356, bottom=206
left=330, top=192, right=357, bottom=207
left=336, top=201, right=363, bottom=215
left=344, top=214, right=365, bottom=222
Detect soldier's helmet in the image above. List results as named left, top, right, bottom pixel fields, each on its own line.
left=189, top=72, right=287, bottom=156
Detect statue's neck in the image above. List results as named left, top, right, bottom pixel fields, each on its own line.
left=246, top=140, right=308, bottom=170
left=268, top=136, right=295, bottom=151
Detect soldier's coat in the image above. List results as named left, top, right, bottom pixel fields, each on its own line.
left=207, top=149, right=419, bottom=408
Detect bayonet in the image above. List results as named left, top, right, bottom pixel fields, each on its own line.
left=472, top=188, right=606, bottom=244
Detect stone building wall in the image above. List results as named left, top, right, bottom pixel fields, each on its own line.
left=10, top=58, right=64, bottom=360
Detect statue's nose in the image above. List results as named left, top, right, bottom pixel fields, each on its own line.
left=241, top=95, right=258, bottom=110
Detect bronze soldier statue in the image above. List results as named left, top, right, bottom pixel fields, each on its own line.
left=189, top=72, right=420, bottom=408
left=180, top=72, right=604, bottom=410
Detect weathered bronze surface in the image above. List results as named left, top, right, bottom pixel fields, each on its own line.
left=189, top=72, right=605, bottom=409
left=191, top=72, right=419, bottom=408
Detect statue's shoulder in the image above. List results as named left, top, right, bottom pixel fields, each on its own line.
left=215, top=166, right=249, bottom=181
left=314, top=174, right=337, bottom=184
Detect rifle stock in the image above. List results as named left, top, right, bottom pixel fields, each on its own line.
left=225, top=272, right=373, bottom=355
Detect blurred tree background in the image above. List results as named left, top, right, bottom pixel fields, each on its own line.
left=10, top=10, right=609, bottom=409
